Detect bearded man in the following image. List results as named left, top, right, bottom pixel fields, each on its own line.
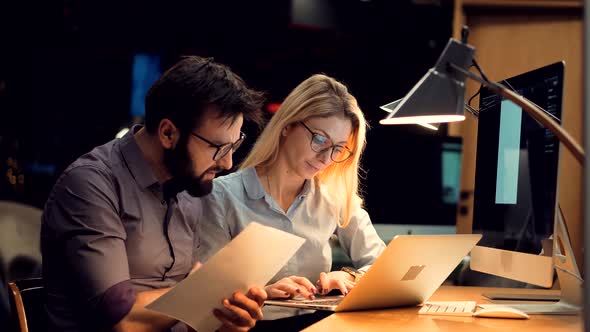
left=41, top=56, right=267, bottom=332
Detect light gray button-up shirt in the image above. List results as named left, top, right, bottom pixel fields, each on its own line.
left=199, top=167, right=385, bottom=319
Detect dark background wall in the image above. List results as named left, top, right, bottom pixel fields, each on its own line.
left=0, top=0, right=458, bottom=225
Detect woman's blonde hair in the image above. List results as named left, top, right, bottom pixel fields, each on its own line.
left=240, top=74, right=367, bottom=228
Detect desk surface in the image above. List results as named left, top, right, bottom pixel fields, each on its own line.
left=302, top=286, right=581, bottom=332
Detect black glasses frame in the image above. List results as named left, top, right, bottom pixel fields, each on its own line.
left=191, top=131, right=246, bottom=161
left=298, top=121, right=353, bottom=163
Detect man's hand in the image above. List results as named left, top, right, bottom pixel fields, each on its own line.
left=264, top=276, right=317, bottom=300
left=190, top=261, right=202, bottom=274
left=316, top=271, right=356, bottom=295
left=213, top=286, right=267, bottom=332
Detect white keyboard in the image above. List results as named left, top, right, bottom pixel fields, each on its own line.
left=419, top=301, right=477, bottom=317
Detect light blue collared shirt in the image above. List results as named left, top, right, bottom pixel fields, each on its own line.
left=198, top=167, right=385, bottom=318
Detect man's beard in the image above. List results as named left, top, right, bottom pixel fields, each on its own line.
left=163, top=139, right=220, bottom=198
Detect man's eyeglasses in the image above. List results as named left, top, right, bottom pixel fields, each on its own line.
left=191, top=132, right=246, bottom=161
left=299, top=122, right=353, bottom=163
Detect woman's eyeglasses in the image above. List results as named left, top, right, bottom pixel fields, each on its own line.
left=299, top=122, right=352, bottom=163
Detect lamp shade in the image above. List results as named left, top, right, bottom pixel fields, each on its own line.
left=380, top=99, right=440, bottom=130
left=380, top=38, right=475, bottom=125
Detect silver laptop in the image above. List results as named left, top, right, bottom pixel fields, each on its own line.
left=265, top=234, right=482, bottom=312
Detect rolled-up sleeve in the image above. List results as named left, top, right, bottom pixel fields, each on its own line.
left=336, top=207, right=386, bottom=273
left=45, top=166, right=134, bottom=325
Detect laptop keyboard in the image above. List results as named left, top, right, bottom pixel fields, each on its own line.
left=293, top=296, right=343, bottom=306
left=419, top=301, right=477, bottom=317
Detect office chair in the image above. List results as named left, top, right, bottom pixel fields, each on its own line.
left=0, top=200, right=43, bottom=329
left=0, top=201, right=43, bottom=280
left=8, top=278, right=46, bottom=332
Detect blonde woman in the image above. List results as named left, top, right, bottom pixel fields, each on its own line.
left=199, top=74, right=386, bottom=319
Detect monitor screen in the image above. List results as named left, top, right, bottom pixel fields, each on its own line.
left=472, top=62, right=564, bottom=255
left=364, top=129, right=462, bottom=227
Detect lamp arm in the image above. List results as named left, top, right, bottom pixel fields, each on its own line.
left=499, top=88, right=585, bottom=165
left=464, top=103, right=480, bottom=117
left=449, top=62, right=585, bottom=165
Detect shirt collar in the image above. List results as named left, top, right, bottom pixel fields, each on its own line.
left=241, top=167, right=314, bottom=200
left=301, top=176, right=314, bottom=197
left=242, top=167, right=265, bottom=200
left=119, top=125, right=160, bottom=189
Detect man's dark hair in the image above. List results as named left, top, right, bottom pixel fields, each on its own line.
left=145, top=56, right=265, bottom=135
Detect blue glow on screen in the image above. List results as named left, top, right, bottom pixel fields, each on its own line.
left=495, top=100, right=522, bottom=204
left=441, top=142, right=462, bottom=204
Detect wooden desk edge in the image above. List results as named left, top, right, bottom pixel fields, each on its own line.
left=302, top=286, right=581, bottom=332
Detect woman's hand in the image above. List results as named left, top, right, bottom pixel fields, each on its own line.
left=316, top=271, right=356, bottom=295
left=264, top=276, right=317, bottom=300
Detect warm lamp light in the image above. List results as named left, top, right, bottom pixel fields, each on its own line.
left=379, top=30, right=583, bottom=164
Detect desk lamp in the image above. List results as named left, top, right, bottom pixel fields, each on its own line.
left=380, top=26, right=583, bottom=315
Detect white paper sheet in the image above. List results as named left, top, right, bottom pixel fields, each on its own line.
left=146, top=222, right=305, bottom=332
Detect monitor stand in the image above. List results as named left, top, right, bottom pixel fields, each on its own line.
left=479, top=207, right=582, bottom=315
left=482, top=292, right=560, bottom=302
left=482, top=239, right=560, bottom=302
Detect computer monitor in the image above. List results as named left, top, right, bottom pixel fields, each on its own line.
left=469, top=62, right=564, bottom=288
left=363, top=132, right=461, bottom=241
